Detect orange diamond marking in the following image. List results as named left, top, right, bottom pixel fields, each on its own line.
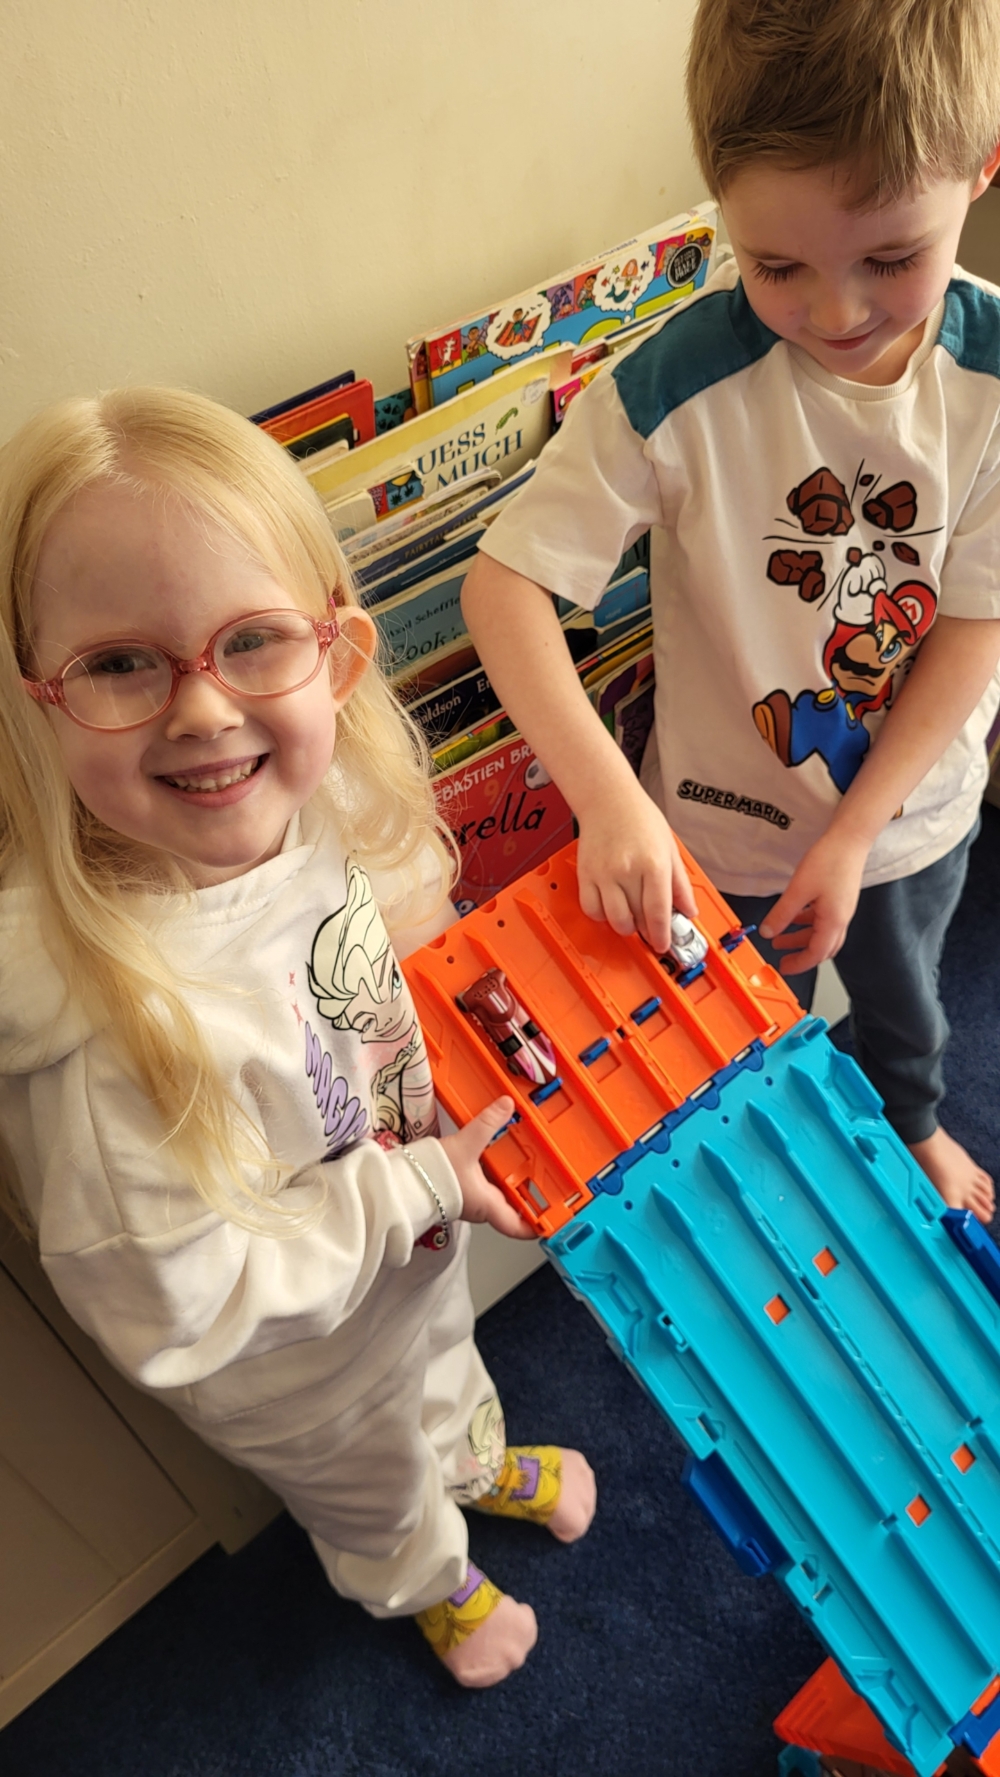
left=906, top=1494, right=931, bottom=1526
left=765, top=1295, right=790, bottom=1325
left=813, top=1247, right=838, bottom=1277
left=952, top=1444, right=976, bottom=1474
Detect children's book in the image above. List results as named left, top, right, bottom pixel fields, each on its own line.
left=435, top=734, right=576, bottom=912
left=249, top=368, right=356, bottom=427
left=360, top=524, right=483, bottom=610
left=344, top=470, right=502, bottom=566
left=433, top=715, right=514, bottom=775
left=408, top=659, right=500, bottom=747
left=373, top=564, right=470, bottom=673
left=303, top=347, right=573, bottom=507
left=261, top=379, right=376, bottom=455
left=409, top=205, right=717, bottom=408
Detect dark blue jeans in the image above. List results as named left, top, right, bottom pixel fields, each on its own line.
left=724, top=822, right=979, bottom=1145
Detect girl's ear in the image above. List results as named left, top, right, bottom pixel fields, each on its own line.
left=329, top=606, right=378, bottom=709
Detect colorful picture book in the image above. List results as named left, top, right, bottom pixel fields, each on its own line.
left=407, top=204, right=717, bottom=409
left=246, top=201, right=716, bottom=910
left=305, top=348, right=573, bottom=511
left=435, top=734, right=577, bottom=912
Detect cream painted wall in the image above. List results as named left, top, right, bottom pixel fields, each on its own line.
left=0, top=0, right=702, bottom=440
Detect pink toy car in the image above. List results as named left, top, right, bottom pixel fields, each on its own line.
left=457, top=969, right=558, bottom=1087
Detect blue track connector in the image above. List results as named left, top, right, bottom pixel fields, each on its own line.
left=950, top=1685, right=1000, bottom=1756
left=631, top=996, right=661, bottom=1024
left=681, top=1451, right=788, bottom=1576
left=777, top=1749, right=822, bottom=1777
left=545, top=1017, right=1000, bottom=1777
left=677, top=960, right=707, bottom=987
left=721, top=923, right=758, bottom=952
left=578, top=1037, right=610, bottom=1066
left=529, top=1076, right=562, bottom=1105
left=943, top=1208, right=1000, bottom=1311
left=586, top=1041, right=767, bottom=1198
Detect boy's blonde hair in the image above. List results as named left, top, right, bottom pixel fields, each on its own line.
left=687, top=0, right=1000, bottom=206
left=0, top=386, right=454, bottom=1237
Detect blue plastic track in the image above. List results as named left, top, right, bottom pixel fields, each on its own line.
left=545, top=1019, right=1000, bottom=1777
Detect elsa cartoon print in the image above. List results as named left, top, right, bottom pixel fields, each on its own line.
left=307, top=860, right=437, bottom=1142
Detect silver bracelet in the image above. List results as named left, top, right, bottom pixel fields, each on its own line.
left=402, top=1146, right=451, bottom=1250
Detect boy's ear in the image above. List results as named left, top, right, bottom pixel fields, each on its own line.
left=329, top=606, right=378, bottom=709
left=971, top=142, right=1000, bottom=200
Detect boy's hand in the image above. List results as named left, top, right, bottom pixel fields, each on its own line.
left=576, top=784, right=698, bottom=955
left=759, top=831, right=868, bottom=974
left=439, top=1097, right=537, bottom=1240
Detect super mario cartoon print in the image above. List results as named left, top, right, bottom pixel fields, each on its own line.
left=304, top=860, right=437, bottom=1155
left=753, top=463, right=938, bottom=793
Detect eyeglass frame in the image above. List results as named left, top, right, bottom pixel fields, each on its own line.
left=21, top=600, right=342, bottom=734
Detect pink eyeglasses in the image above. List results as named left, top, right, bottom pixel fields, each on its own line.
left=22, top=606, right=340, bottom=732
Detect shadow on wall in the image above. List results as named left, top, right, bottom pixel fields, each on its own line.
left=959, top=185, right=1000, bottom=286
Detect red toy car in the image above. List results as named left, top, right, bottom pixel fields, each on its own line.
left=457, top=969, right=558, bottom=1087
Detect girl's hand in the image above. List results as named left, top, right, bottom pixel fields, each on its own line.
left=439, top=1097, right=537, bottom=1240
left=759, top=831, right=869, bottom=974
left=576, top=784, right=698, bottom=955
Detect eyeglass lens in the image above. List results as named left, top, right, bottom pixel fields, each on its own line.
left=59, top=611, right=322, bottom=727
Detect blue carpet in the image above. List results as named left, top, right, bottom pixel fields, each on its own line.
left=3, top=807, right=998, bottom=1777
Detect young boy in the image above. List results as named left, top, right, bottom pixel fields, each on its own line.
left=462, top=0, right=1000, bottom=1220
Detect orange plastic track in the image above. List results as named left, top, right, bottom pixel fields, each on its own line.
left=774, top=1659, right=1000, bottom=1775
left=404, top=837, right=804, bottom=1237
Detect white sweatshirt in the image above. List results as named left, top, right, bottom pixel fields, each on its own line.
left=0, top=807, right=463, bottom=1425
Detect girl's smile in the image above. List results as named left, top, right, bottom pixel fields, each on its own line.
left=29, top=480, right=375, bottom=886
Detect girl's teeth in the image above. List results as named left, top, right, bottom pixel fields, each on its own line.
left=166, top=761, right=257, bottom=792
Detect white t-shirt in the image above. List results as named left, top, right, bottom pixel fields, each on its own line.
left=480, top=259, right=1000, bottom=895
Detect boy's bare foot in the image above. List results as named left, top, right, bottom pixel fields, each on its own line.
left=909, top=1126, right=995, bottom=1224
left=440, top=1594, right=538, bottom=1688
left=547, top=1448, right=598, bottom=1543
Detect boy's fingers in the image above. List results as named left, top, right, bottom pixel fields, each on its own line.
left=760, top=889, right=808, bottom=940
left=578, top=873, right=605, bottom=925
left=601, top=881, right=638, bottom=938
left=639, top=874, right=673, bottom=955
left=669, top=851, right=699, bottom=922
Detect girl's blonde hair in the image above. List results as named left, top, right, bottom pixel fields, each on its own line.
left=687, top=0, right=1000, bottom=207
left=0, top=385, right=454, bottom=1238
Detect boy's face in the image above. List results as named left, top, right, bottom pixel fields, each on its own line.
left=721, top=157, right=999, bottom=386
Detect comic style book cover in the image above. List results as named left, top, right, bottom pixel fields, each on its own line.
left=303, top=347, right=573, bottom=507
left=410, top=204, right=717, bottom=409
left=435, top=734, right=577, bottom=912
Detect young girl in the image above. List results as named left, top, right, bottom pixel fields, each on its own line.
left=0, top=387, right=596, bottom=1688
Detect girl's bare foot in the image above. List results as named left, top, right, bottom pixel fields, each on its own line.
left=909, top=1126, right=995, bottom=1224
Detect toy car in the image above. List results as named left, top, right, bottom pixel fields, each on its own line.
left=457, top=969, right=558, bottom=1087
left=666, top=912, right=708, bottom=974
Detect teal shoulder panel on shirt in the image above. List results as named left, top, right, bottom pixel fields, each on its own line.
left=938, top=278, right=1000, bottom=379
left=611, top=281, right=779, bottom=439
